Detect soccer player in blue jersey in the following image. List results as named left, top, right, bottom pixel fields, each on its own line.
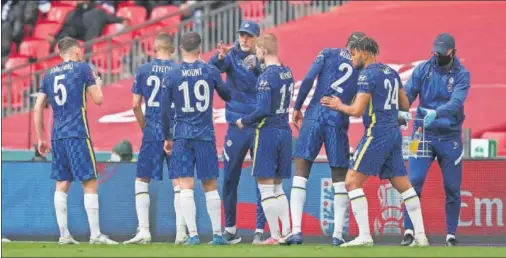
left=284, top=32, right=366, bottom=246
left=321, top=37, right=428, bottom=247
left=124, top=32, right=187, bottom=245
left=236, top=33, right=294, bottom=245
left=401, top=33, right=470, bottom=247
left=33, top=37, right=117, bottom=245
left=161, top=32, right=231, bottom=245
left=209, top=20, right=266, bottom=244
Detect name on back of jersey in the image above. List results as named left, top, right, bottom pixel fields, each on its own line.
left=339, top=49, right=352, bottom=61
left=279, top=70, right=293, bottom=80
left=152, top=65, right=172, bottom=73
left=50, top=63, right=73, bottom=73
left=182, top=68, right=203, bottom=77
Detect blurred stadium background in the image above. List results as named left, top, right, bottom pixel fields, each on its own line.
left=1, top=0, right=506, bottom=246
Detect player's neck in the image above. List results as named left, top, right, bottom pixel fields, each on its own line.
left=61, top=56, right=78, bottom=63
left=182, top=55, right=199, bottom=63
left=363, top=58, right=376, bottom=69
left=263, top=55, right=281, bottom=67
left=155, top=55, right=172, bottom=60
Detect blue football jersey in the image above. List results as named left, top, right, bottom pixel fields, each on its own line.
left=242, top=65, right=294, bottom=130
left=40, top=61, right=96, bottom=140
left=357, top=63, right=403, bottom=136
left=132, top=59, right=176, bottom=142
left=161, top=60, right=230, bottom=141
left=294, top=48, right=358, bottom=127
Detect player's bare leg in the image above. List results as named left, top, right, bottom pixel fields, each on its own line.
left=54, top=181, right=79, bottom=245
left=179, top=177, right=200, bottom=245
left=202, top=179, right=228, bottom=245
left=283, top=158, right=311, bottom=245
left=331, top=167, right=348, bottom=246
left=257, top=178, right=281, bottom=245
left=340, top=169, right=373, bottom=247
left=172, top=179, right=188, bottom=244
left=390, top=176, right=428, bottom=247
left=83, top=179, right=118, bottom=245
left=124, top=177, right=152, bottom=244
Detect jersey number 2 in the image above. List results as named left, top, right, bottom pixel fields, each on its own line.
left=383, top=78, right=399, bottom=110
left=146, top=75, right=161, bottom=107
left=54, top=74, right=67, bottom=106
left=330, top=63, right=353, bottom=93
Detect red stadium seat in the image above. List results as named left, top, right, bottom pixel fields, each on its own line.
left=19, top=38, right=50, bottom=59
left=90, top=40, right=123, bottom=74
left=33, top=21, right=62, bottom=38
left=288, top=1, right=311, bottom=5
left=151, top=5, right=181, bottom=33
left=5, top=55, right=34, bottom=87
left=55, top=1, right=78, bottom=7
left=117, top=5, right=147, bottom=28
left=10, top=42, right=17, bottom=55
left=102, top=24, right=133, bottom=53
left=239, top=1, right=266, bottom=23
left=117, top=0, right=136, bottom=9
left=139, top=23, right=168, bottom=57
left=2, top=74, right=24, bottom=109
left=36, top=56, right=62, bottom=74
left=46, top=4, right=74, bottom=22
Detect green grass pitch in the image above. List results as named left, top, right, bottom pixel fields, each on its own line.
left=2, top=243, right=506, bottom=257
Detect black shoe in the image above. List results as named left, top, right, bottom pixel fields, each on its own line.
left=446, top=238, right=458, bottom=246
left=400, top=233, right=414, bottom=246
left=223, top=231, right=242, bottom=245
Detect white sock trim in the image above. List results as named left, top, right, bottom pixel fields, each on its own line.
left=135, top=181, right=149, bottom=194
left=274, top=184, right=285, bottom=197
left=348, top=188, right=365, bottom=200
left=292, top=176, right=307, bottom=189
left=205, top=190, right=220, bottom=200
left=401, top=187, right=418, bottom=201
left=333, top=182, right=346, bottom=194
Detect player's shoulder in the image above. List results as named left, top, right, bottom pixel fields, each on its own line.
left=202, top=61, right=220, bottom=73
left=453, top=57, right=470, bottom=77
left=137, top=62, right=152, bottom=73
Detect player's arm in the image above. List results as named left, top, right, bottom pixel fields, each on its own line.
left=161, top=74, right=175, bottom=141
left=434, top=71, right=471, bottom=118
left=131, top=71, right=145, bottom=129
left=293, top=50, right=326, bottom=111
left=83, top=65, right=103, bottom=105
left=404, top=63, right=423, bottom=106
left=33, top=77, right=50, bottom=156
left=240, top=79, right=271, bottom=127
left=398, top=77, right=410, bottom=112
left=212, top=67, right=231, bottom=102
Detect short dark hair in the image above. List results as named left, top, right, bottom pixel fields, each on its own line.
left=349, top=37, right=380, bottom=56
left=346, top=32, right=366, bottom=48
left=180, top=32, right=202, bottom=52
left=57, top=37, right=80, bottom=54
left=154, top=32, right=174, bottom=50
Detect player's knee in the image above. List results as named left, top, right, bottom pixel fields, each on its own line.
left=179, top=177, right=195, bottom=190
left=408, top=172, right=426, bottom=187
left=82, top=178, right=98, bottom=193
left=444, top=183, right=461, bottom=200
left=137, top=177, right=151, bottom=184
left=202, top=179, right=217, bottom=192
left=331, top=167, right=347, bottom=183
left=55, top=180, right=72, bottom=193
left=294, top=158, right=311, bottom=178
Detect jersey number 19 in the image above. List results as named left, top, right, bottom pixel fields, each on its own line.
left=178, top=80, right=210, bottom=113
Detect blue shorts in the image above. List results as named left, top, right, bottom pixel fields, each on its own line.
left=137, top=140, right=176, bottom=181
left=349, top=130, right=406, bottom=180
left=252, top=127, right=292, bottom=179
left=171, top=139, right=219, bottom=181
left=294, top=119, right=349, bottom=168
left=50, top=138, right=97, bottom=182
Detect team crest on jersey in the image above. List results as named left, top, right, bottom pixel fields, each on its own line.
left=226, top=140, right=233, bottom=147
left=383, top=67, right=392, bottom=75
left=320, top=178, right=334, bottom=236
left=447, top=77, right=455, bottom=92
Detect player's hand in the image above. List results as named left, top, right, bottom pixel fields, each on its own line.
left=37, top=140, right=50, bottom=157
left=292, top=110, right=303, bottom=130
left=243, top=54, right=257, bottom=69
left=236, top=118, right=245, bottom=129
left=420, top=108, right=437, bottom=127
left=320, top=96, right=342, bottom=111
left=398, top=111, right=411, bottom=131
left=217, top=41, right=231, bottom=60
left=164, top=140, right=173, bottom=155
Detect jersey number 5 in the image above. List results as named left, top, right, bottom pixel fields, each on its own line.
left=330, top=63, right=353, bottom=93
left=54, top=74, right=67, bottom=106
left=384, top=78, right=399, bottom=110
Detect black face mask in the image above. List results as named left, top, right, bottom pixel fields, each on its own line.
left=435, top=50, right=455, bottom=67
